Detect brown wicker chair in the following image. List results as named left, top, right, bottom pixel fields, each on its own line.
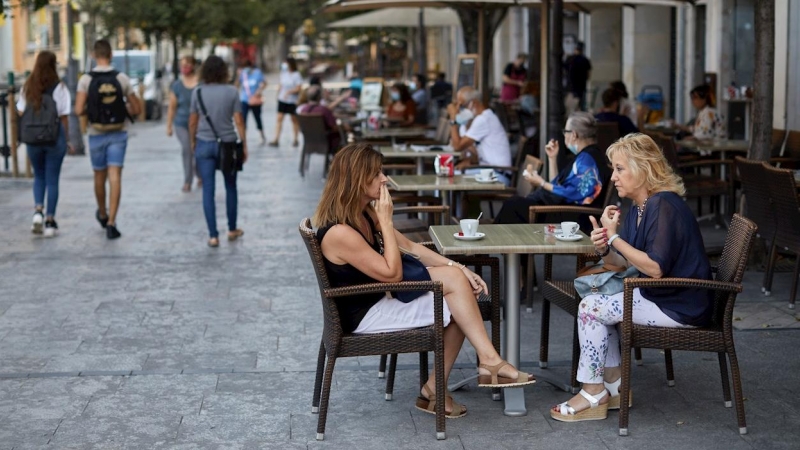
left=618, top=214, right=758, bottom=436
left=298, top=114, right=335, bottom=178
left=299, top=218, right=447, bottom=441
left=761, top=163, right=800, bottom=308
left=595, top=121, right=621, bottom=152
left=735, top=157, right=778, bottom=296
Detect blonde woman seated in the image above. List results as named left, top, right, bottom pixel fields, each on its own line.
left=313, top=143, right=535, bottom=419
left=551, top=133, right=713, bottom=422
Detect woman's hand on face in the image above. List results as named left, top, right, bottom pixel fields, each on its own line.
left=544, top=139, right=559, bottom=159
left=588, top=216, right=609, bottom=253
left=461, top=266, right=489, bottom=296
left=599, top=205, right=621, bottom=236
left=374, top=185, right=394, bottom=225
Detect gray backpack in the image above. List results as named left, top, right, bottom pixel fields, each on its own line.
left=19, top=83, right=60, bottom=145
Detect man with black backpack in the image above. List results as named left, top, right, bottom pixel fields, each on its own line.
left=75, top=39, right=141, bottom=239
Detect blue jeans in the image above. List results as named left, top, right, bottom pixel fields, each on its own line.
left=27, top=124, right=67, bottom=217
left=195, top=139, right=238, bottom=238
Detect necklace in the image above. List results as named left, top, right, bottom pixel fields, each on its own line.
left=637, top=196, right=650, bottom=218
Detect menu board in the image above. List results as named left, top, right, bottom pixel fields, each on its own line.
left=455, top=54, right=479, bottom=99
left=360, top=77, right=384, bottom=110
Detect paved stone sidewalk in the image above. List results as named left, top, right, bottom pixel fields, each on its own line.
left=1, top=84, right=799, bottom=449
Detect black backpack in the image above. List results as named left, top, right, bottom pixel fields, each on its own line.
left=86, top=70, right=128, bottom=131
left=19, top=83, right=60, bottom=145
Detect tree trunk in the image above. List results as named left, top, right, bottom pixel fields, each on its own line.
left=547, top=0, right=565, bottom=143
left=454, top=7, right=507, bottom=102
left=749, top=0, right=775, bottom=161
left=455, top=9, right=479, bottom=54
left=527, top=7, right=541, bottom=82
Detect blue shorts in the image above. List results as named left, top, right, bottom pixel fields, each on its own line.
left=89, top=131, right=128, bottom=170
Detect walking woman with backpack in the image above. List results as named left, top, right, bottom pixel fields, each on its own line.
left=17, top=51, right=72, bottom=237
left=188, top=55, right=248, bottom=248
left=167, top=56, right=201, bottom=192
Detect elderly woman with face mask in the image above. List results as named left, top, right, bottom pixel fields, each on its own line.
left=494, top=111, right=611, bottom=225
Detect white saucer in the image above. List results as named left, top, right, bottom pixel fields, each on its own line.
left=474, top=177, right=499, bottom=184
left=454, top=232, right=486, bottom=241
left=555, top=233, right=583, bottom=242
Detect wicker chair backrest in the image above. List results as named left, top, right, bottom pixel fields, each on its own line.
left=735, top=157, right=777, bottom=243
left=297, top=114, right=331, bottom=155
left=712, top=214, right=758, bottom=323
left=762, top=163, right=800, bottom=251
left=299, top=218, right=344, bottom=333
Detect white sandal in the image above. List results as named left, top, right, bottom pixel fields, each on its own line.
left=550, top=389, right=609, bottom=422
left=604, top=377, right=633, bottom=410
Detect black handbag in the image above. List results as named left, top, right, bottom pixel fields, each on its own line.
left=196, top=88, right=244, bottom=175
left=392, top=250, right=432, bottom=303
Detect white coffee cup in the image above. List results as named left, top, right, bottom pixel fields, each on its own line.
left=477, top=169, right=495, bottom=181
left=460, top=219, right=479, bottom=237
left=560, top=221, right=579, bottom=236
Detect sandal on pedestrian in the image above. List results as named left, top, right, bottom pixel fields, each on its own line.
left=477, top=360, right=536, bottom=388
left=207, top=238, right=219, bottom=248
left=550, top=389, right=609, bottom=422
left=227, top=229, right=244, bottom=241
left=414, top=385, right=467, bottom=419
left=604, top=377, right=633, bottom=410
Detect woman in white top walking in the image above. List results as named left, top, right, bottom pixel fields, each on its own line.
left=268, top=57, right=303, bottom=147
left=16, top=51, right=72, bottom=237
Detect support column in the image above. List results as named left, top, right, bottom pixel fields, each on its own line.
left=539, top=2, right=549, bottom=161
left=622, top=5, right=635, bottom=99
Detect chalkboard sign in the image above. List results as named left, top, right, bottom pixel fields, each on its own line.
left=455, top=54, right=479, bottom=100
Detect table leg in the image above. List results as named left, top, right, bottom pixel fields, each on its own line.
left=502, top=253, right=526, bottom=416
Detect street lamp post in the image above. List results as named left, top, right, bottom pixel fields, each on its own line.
left=65, top=2, right=85, bottom=155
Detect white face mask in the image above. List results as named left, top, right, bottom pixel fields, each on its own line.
left=281, top=62, right=289, bottom=71
left=455, top=108, right=474, bottom=125
left=409, top=82, right=417, bottom=91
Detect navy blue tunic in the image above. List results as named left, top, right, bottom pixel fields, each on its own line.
left=619, top=191, right=713, bottom=326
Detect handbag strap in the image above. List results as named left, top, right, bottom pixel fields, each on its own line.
left=196, top=88, right=221, bottom=143
left=576, top=262, right=627, bottom=277
left=241, top=70, right=252, bottom=97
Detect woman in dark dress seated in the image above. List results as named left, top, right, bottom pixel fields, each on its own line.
left=313, top=144, right=535, bottom=419
left=550, top=133, right=713, bottom=423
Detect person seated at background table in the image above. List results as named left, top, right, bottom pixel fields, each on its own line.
left=314, top=143, right=536, bottom=418
left=500, top=53, right=528, bottom=102
left=493, top=112, right=610, bottom=226
left=447, top=87, right=513, bottom=186
left=610, top=81, right=638, bottom=125
left=411, top=73, right=429, bottom=125
left=386, top=83, right=417, bottom=127
left=675, top=84, right=727, bottom=140
left=430, top=72, right=453, bottom=110
left=297, top=85, right=341, bottom=151
left=519, top=81, right=539, bottom=117
left=595, top=88, right=639, bottom=136
left=551, top=133, right=712, bottom=422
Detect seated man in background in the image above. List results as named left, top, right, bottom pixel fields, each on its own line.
left=411, top=73, right=429, bottom=125
left=297, top=85, right=341, bottom=151
left=430, top=72, right=453, bottom=110
left=494, top=112, right=611, bottom=227
left=447, top=87, right=512, bottom=186
left=594, top=88, right=639, bottom=136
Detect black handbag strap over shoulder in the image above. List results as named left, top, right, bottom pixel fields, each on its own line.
left=196, top=88, right=221, bottom=142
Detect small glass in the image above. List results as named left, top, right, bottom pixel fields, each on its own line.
left=544, top=224, right=557, bottom=236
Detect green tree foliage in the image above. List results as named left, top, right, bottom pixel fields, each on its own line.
left=2, top=0, right=51, bottom=17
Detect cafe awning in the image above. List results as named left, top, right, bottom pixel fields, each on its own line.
left=326, top=7, right=461, bottom=28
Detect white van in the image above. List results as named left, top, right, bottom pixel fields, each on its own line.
left=93, top=50, right=164, bottom=120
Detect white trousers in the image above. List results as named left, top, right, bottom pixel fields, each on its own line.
left=577, top=288, right=693, bottom=384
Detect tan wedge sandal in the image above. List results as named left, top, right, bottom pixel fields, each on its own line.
left=550, top=389, right=609, bottom=422
left=477, top=360, right=536, bottom=388
left=604, top=377, right=633, bottom=410
left=414, top=385, right=467, bottom=419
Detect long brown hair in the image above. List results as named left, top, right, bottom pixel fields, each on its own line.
left=23, top=51, right=60, bottom=110
left=312, top=143, right=384, bottom=229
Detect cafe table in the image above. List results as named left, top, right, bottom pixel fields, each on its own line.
left=387, top=175, right=507, bottom=210
left=428, top=224, right=595, bottom=416
left=380, top=147, right=459, bottom=175
left=361, top=127, right=427, bottom=145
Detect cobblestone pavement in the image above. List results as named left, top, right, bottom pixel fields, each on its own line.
left=1, top=84, right=799, bottom=449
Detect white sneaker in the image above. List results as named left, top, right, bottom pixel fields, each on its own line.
left=44, top=219, right=58, bottom=237
left=31, top=211, right=44, bottom=234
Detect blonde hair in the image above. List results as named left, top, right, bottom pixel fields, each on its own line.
left=606, top=133, right=685, bottom=196
left=312, top=143, right=384, bottom=229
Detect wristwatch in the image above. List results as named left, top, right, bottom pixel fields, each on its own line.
left=450, top=120, right=458, bottom=126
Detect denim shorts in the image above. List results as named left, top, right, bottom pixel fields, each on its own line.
left=89, top=131, right=128, bottom=170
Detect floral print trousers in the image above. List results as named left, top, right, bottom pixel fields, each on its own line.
left=577, top=288, right=693, bottom=384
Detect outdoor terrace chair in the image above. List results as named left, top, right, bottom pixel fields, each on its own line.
left=595, top=121, right=621, bottom=152
left=299, top=218, right=447, bottom=440
left=735, top=157, right=778, bottom=297
left=760, top=163, right=800, bottom=308
left=618, top=214, right=757, bottom=436
left=298, top=114, right=335, bottom=178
